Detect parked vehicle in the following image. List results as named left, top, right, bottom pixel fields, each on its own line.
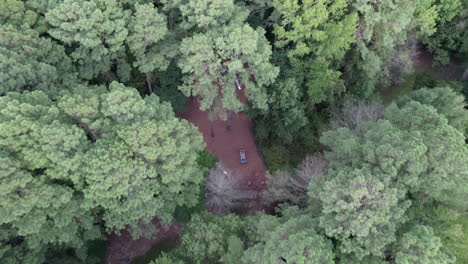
left=240, top=149, right=247, bottom=164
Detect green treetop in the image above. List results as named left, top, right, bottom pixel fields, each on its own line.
left=0, top=25, right=76, bottom=96
left=162, top=0, right=248, bottom=30
left=0, top=82, right=205, bottom=262
left=45, top=0, right=129, bottom=80
left=395, top=225, right=456, bottom=264
left=385, top=101, right=468, bottom=209
left=273, top=0, right=357, bottom=106
left=177, top=211, right=244, bottom=263
left=178, top=23, right=278, bottom=120
left=127, top=3, right=173, bottom=93
left=348, top=0, right=422, bottom=95
left=242, top=214, right=335, bottom=264
left=0, top=0, right=48, bottom=32
left=397, top=87, right=467, bottom=134
left=318, top=165, right=410, bottom=258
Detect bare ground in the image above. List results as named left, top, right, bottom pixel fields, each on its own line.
left=105, top=88, right=268, bottom=263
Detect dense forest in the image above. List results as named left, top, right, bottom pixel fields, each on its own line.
left=0, top=0, right=467, bottom=263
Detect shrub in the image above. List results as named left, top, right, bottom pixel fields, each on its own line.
left=196, top=150, right=217, bottom=170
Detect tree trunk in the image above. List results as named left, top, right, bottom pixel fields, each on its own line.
left=210, top=119, right=215, bottom=137
left=74, top=116, right=99, bottom=141
left=226, top=111, right=232, bottom=131
left=103, top=71, right=116, bottom=83
left=145, top=72, right=153, bottom=94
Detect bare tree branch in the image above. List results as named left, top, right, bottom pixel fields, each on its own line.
left=331, top=100, right=384, bottom=130
left=205, top=163, right=255, bottom=215
left=263, top=153, right=329, bottom=207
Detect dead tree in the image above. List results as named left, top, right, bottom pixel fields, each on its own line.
left=330, top=100, right=384, bottom=130
left=205, top=163, right=255, bottom=215
left=263, top=153, right=329, bottom=207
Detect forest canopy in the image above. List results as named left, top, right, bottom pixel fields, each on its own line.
left=0, top=0, right=466, bottom=263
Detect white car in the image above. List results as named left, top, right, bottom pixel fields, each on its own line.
left=240, top=149, right=247, bottom=164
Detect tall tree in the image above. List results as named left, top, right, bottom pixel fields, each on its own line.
left=397, top=87, right=467, bottom=134
left=347, top=0, right=422, bottom=95
left=253, top=66, right=308, bottom=143
left=316, top=98, right=467, bottom=259
left=0, top=82, right=205, bottom=262
left=161, top=0, right=248, bottom=30
left=242, top=211, right=335, bottom=263
left=273, top=0, right=357, bottom=106
left=0, top=25, right=76, bottom=95
left=406, top=202, right=468, bottom=264
left=417, top=0, right=466, bottom=65
left=394, top=225, right=455, bottom=264
left=0, top=0, right=48, bottom=32
left=45, top=0, right=129, bottom=80
left=127, top=3, right=172, bottom=93
left=318, top=165, right=410, bottom=259
left=178, top=23, right=278, bottom=132
left=318, top=119, right=424, bottom=258
left=384, top=101, right=468, bottom=209
left=177, top=211, right=244, bottom=263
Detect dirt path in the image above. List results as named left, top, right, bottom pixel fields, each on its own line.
left=105, top=220, right=182, bottom=264
left=105, top=88, right=267, bottom=263
left=177, top=96, right=267, bottom=207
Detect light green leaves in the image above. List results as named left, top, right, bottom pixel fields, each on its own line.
left=45, top=0, right=129, bottom=79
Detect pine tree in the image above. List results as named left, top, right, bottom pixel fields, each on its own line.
left=45, top=0, right=129, bottom=79
left=0, top=25, right=76, bottom=95
left=127, top=3, right=172, bottom=93
left=0, top=82, right=205, bottom=261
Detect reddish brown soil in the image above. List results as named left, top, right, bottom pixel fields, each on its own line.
left=105, top=219, right=182, bottom=264
left=105, top=88, right=268, bottom=263
left=178, top=99, right=267, bottom=199
left=413, top=45, right=464, bottom=80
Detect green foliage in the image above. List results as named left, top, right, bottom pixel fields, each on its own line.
left=45, top=0, right=129, bottom=79
left=1, top=0, right=466, bottom=262
left=149, top=252, right=185, bottom=264
left=162, top=0, right=248, bottom=30
left=196, top=150, right=218, bottom=170
left=385, top=101, right=468, bottom=209
left=395, top=225, right=455, bottom=264
left=348, top=0, right=423, bottom=94
left=242, top=214, right=334, bottom=264
left=397, top=87, right=467, bottom=134
left=0, top=0, right=47, bottom=32
left=317, top=95, right=468, bottom=258
left=253, top=77, right=307, bottom=143
left=274, top=0, right=356, bottom=58
left=178, top=22, right=278, bottom=119
left=221, top=235, right=244, bottom=264
left=262, top=145, right=292, bottom=172
left=127, top=3, right=173, bottom=81
left=177, top=211, right=244, bottom=263
left=273, top=0, right=357, bottom=106
left=155, top=61, right=188, bottom=113
left=419, top=0, right=466, bottom=65
left=407, top=202, right=468, bottom=264
left=0, top=82, right=205, bottom=262
left=318, top=165, right=410, bottom=258
left=0, top=25, right=76, bottom=95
